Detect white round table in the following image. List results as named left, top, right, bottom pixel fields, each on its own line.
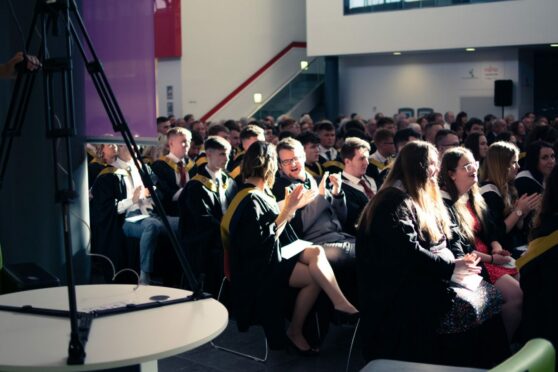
left=0, top=284, right=228, bottom=371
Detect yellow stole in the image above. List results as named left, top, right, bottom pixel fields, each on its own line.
left=195, top=154, right=208, bottom=168
left=305, top=162, right=324, bottom=179
left=98, top=166, right=128, bottom=177
left=516, top=229, right=558, bottom=270
left=157, top=156, right=194, bottom=174
left=191, top=174, right=229, bottom=193
left=220, top=186, right=257, bottom=278
left=369, top=157, right=389, bottom=171
left=322, top=160, right=344, bottom=171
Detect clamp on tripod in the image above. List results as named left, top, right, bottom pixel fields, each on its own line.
left=0, top=0, right=206, bottom=365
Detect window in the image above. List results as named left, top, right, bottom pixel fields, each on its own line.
left=344, top=0, right=510, bottom=15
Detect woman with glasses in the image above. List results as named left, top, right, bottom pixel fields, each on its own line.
left=439, top=147, right=522, bottom=342
left=222, top=141, right=358, bottom=355
left=479, top=141, right=541, bottom=259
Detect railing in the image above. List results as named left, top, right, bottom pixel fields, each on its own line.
left=250, top=57, right=325, bottom=120
left=199, top=42, right=307, bottom=122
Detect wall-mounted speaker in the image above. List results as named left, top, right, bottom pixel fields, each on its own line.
left=494, top=80, right=513, bottom=107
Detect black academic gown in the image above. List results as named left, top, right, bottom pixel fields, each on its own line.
left=178, top=167, right=237, bottom=295
left=520, top=216, right=558, bottom=358
left=356, top=187, right=455, bottom=364
left=226, top=150, right=245, bottom=184
left=318, top=154, right=344, bottom=174
left=89, top=167, right=128, bottom=279
left=340, top=177, right=369, bottom=236
left=151, top=156, right=193, bottom=216
left=225, top=184, right=299, bottom=349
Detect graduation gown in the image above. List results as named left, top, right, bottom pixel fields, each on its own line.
left=221, top=184, right=299, bottom=349
left=356, top=187, right=455, bottom=364
left=340, top=177, right=370, bottom=236
left=178, top=167, right=237, bottom=295
left=151, top=156, right=194, bottom=216
left=518, top=216, right=558, bottom=355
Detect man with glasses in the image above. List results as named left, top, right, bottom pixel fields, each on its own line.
left=272, top=137, right=357, bottom=303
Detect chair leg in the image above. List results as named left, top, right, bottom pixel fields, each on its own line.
left=345, top=318, right=360, bottom=372
left=210, top=276, right=269, bottom=362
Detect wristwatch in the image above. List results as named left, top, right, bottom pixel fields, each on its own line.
left=514, top=208, right=523, bottom=217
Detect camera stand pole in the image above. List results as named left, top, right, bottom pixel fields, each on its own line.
left=0, top=0, right=203, bottom=365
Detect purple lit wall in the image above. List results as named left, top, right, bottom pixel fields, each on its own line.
left=83, top=0, right=156, bottom=140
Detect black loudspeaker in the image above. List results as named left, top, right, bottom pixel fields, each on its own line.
left=494, top=80, right=513, bottom=107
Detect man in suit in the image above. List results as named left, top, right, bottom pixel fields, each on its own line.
left=340, top=137, right=377, bottom=236
left=179, top=136, right=237, bottom=296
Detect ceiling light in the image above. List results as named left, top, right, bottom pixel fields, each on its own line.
left=253, top=93, right=262, bottom=104
left=393, top=52, right=402, bottom=55
left=466, top=48, right=476, bottom=52
left=551, top=44, right=558, bottom=48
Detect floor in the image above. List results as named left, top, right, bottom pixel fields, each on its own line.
left=157, top=320, right=365, bottom=372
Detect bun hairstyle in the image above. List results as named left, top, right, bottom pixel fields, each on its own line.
left=241, top=141, right=277, bottom=187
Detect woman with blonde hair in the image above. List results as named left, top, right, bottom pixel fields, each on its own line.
left=439, top=147, right=522, bottom=341
left=356, top=141, right=503, bottom=367
left=479, top=141, right=541, bottom=258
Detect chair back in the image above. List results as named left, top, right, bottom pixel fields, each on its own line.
left=489, top=338, right=555, bottom=372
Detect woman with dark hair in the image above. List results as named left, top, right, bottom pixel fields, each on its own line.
left=356, top=141, right=503, bottom=367
left=517, top=166, right=558, bottom=360
left=479, top=142, right=541, bottom=257
left=515, top=140, right=556, bottom=197
left=221, top=141, right=358, bottom=354
left=464, top=132, right=489, bottom=164
left=455, top=111, right=468, bottom=128
left=439, top=147, right=522, bottom=341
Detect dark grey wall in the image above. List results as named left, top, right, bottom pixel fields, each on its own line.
left=0, top=0, right=90, bottom=284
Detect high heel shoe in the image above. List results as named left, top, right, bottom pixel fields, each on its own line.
left=332, top=309, right=360, bottom=325
left=286, top=337, right=320, bottom=357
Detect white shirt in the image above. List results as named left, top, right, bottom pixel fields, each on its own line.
left=370, top=150, right=388, bottom=165
left=318, top=145, right=338, bottom=161
left=113, top=158, right=153, bottom=215
left=342, top=171, right=377, bottom=196
left=206, top=166, right=228, bottom=214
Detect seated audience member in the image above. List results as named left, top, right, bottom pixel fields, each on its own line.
left=263, top=122, right=279, bottom=145
left=518, top=166, right=558, bottom=359
left=367, top=128, right=395, bottom=188
left=278, top=117, right=301, bottom=137
left=191, top=120, right=207, bottom=140
left=315, top=120, right=344, bottom=173
left=113, top=145, right=178, bottom=285
left=89, top=154, right=128, bottom=281
left=435, top=129, right=460, bottom=156
left=451, top=121, right=465, bottom=141
left=487, top=119, right=508, bottom=145
left=179, top=136, right=237, bottom=296
left=424, top=122, right=444, bottom=145
left=188, top=131, right=204, bottom=161
left=479, top=142, right=541, bottom=258
left=151, top=127, right=193, bottom=216
left=463, top=118, right=485, bottom=140
left=444, top=111, right=455, bottom=128
left=272, top=138, right=357, bottom=301
left=454, top=111, right=469, bottom=129
left=524, top=125, right=558, bottom=151
left=356, top=141, right=508, bottom=367
left=439, top=147, right=522, bottom=341
left=227, top=124, right=265, bottom=182
left=222, top=141, right=358, bottom=353
left=340, top=137, right=377, bottom=236
left=141, top=117, right=171, bottom=164
left=376, top=116, right=397, bottom=134
left=515, top=140, right=555, bottom=197
left=191, top=123, right=231, bottom=172
left=464, top=132, right=489, bottom=165
left=393, top=128, right=421, bottom=153
left=495, top=131, right=519, bottom=147
left=88, top=143, right=117, bottom=188
left=298, top=131, right=324, bottom=179
left=224, top=120, right=241, bottom=154
left=509, top=121, right=526, bottom=151
left=299, top=114, right=314, bottom=133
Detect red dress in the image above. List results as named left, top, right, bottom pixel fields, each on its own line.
left=467, top=201, right=518, bottom=284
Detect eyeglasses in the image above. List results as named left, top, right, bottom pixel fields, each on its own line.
left=280, top=157, right=300, bottom=166
left=462, top=161, right=480, bottom=173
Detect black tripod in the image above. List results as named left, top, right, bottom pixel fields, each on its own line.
left=0, top=0, right=204, bottom=365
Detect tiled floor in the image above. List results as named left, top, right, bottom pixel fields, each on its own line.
left=158, top=320, right=365, bottom=372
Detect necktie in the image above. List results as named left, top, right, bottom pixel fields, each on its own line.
left=177, top=161, right=186, bottom=187
left=325, top=150, right=332, bottom=160
left=359, top=179, right=374, bottom=199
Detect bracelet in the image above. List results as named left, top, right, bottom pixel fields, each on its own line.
left=490, top=255, right=494, bottom=264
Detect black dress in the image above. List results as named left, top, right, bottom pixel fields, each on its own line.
left=225, top=183, right=300, bottom=349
